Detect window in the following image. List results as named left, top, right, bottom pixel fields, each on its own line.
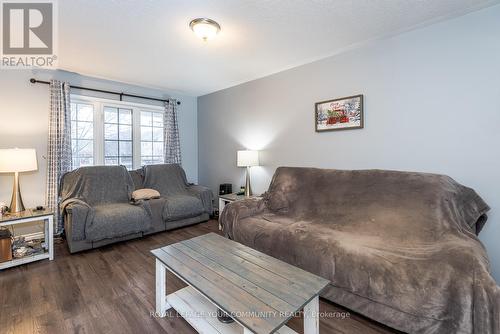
left=104, top=107, right=133, bottom=169
left=140, top=111, right=164, bottom=166
left=70, top=102, right=94, bottom=169
left=69, top=95, right=165, bottom=170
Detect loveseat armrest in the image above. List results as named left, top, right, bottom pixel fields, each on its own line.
left=61, top=200, right=94, bottom=241
left=220, top=198, right=266, bottom=238
left=187, top=185, right=214, bottom=215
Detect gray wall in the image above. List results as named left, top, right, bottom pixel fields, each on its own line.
left=0, top=69, right=198, bottom=209
left=198, top=5, right=500, bottom=281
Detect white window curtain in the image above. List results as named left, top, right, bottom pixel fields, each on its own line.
left=163, top=99, right=181, bottom=164
left=46, top=80, right=72, bottom=233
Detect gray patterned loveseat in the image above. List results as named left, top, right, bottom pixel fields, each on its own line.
left=61, top=164, right=212, bottom=253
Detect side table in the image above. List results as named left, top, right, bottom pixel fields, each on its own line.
left=0, top=209, right=54, bottom=270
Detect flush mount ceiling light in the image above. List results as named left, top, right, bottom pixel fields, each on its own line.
left=189, top=18, right=221, bottom=41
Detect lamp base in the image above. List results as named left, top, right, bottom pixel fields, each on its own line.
left=244, top=166, right=252, bottom=197
left=9, top=172, right=25, bottom=213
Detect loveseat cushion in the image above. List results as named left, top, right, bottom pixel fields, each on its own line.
left=142, top=163, right=189, bottom=196
left=163, top=195, right=204, bottom=221
left=60, top=165, right=134, bottom=206
left=85, top=203, right=151, bottom=242
left=129, top=169, right=144, bottom=190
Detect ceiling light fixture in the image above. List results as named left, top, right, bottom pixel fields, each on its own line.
left=189, top=18, right=221, bottom=41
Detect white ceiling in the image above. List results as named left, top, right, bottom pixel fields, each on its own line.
left=58, top=0, right=500, bottom=96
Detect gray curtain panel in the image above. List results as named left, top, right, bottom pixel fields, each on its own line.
left=163, top=99, right=182, bottom=164
left=46, top=80, right=72, bottom=233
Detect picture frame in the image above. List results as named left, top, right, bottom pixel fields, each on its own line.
left=315, top=94, right=364, bottom=132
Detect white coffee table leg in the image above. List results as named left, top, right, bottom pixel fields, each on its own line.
left=304, top=295, right=319, bottom=334
left=156, top=259, right=171, bottom=317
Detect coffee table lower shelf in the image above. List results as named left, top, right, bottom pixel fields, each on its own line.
left=167, top=286, right=297, bottom=334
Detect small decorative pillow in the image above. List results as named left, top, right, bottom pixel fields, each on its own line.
left=132, top=188, right=161, bottom=201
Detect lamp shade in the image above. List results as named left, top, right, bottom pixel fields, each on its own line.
left=237, top=150, right=259, bottom=167
left=0, top=148, right=38, bottom=173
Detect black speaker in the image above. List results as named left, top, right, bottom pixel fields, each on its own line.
left=219, top=183, right=232, bottom=195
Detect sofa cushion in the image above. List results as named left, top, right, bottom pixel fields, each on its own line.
left=86, top=203, right=151, bottom=242
left=265, top=167, right=489, bottom=237
left=229, top=212, right=494, bottom=334
left=163, top=195, right=204, bottom=221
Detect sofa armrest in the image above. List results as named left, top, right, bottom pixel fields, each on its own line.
left=474, top=214, right=488, bottom=235
left=220, top=198, right=266, bottom=237
left=187, top=185, right=214, bottom=215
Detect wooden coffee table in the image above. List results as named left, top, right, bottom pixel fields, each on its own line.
left=151, top=233, right=330, bottom=334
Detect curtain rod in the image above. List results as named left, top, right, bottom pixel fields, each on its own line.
left=29, top=78, right=181, bottom=105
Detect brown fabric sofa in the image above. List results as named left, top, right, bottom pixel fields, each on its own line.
left=220, top=167, right=500, bottom=334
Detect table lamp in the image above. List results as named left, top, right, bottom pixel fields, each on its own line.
left=237, top=150, right=259, bottom=197
left=0, top=148, right=38, bottom=213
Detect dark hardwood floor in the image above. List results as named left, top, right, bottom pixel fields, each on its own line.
left=0, top=220, right=400, bottom=334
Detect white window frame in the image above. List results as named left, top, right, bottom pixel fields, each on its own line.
left=70, top=94, right=164, bottom=170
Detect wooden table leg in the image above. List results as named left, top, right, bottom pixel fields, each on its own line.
left=156, top=259, right=170, bottom=317
left=304, top=295, right=319, bottom=334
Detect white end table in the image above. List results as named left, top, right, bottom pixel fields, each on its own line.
left=0, top=209, right=54, bottom=270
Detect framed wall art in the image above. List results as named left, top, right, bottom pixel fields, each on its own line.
left=315, top=94, right=363, bottom=132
